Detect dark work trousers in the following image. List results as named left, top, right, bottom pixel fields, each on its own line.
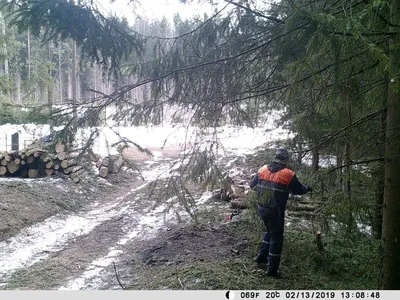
left=257, top=208, right=285, bottom=273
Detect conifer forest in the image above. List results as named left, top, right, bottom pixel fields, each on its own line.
left=0, top=0, right=399, bottom=291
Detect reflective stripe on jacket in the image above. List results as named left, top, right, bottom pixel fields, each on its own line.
left=249, top=161, right=308, bottom=207
left=257, top=166, right=294, bottom=193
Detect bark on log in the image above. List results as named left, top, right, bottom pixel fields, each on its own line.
left=111, top=156, right=125, bottom=173
left=95, top=159, right=103, bottom=168
left=287, top=211, right=315, bottom=218
left=7, top=161, right=20, bottom=174
left=33, top=151, right=42, bottom=158
left=99, top=166, right=109, bottom=178
left=70, top=166, right=83, bottom=173
left=291, top=204, right=317, bottom=212
left=0, top=166, right=7, bottom=175
left=70, top=168, right=85, bottom=180
left=230, top=200, right=248, bottom=209
left=28, top=169, right=39, bottom=178
left=42, top=156, right=51, bottom=163
left=61, top=159, right=77, bottom=169
left=25, top=149, right=34, bottom=156
left=297, top=200, right=324, bottom=205
left=64, top=166, right=82, bottom=175
left=67, top=152, right=80, bottom=159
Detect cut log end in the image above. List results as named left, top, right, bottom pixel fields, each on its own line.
left=45, top=169, right=55, bottom=176
left=28, top=169, right=39, bottom=178
left=7, top=161, right=20, bottom=174
left=99, top=166, right=109, bottom=178
left=0, top=166, right=7, bottom=175
left=55, top=142, right=66, bottom=153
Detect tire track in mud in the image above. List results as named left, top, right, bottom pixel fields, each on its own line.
left=0, top=158, right=187, bottom=290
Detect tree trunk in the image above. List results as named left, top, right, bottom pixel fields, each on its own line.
left=72, top=40, right=77, bottom=118
left=58, top=42, right=63, bottom=103
left=2, top=16, right=8, bottom=75
left=336, top=143, right=343, bottom=189
left=312, top=147, right=319, bottom=173
left=344, top=141, right=354, bottom=233
left=381, top=0, right=400, bottom=289
left=373, top=76, right=388, bottom=240
left=48, top=42, right=54, bottom=132
left=297, top=140, right=303, bottom=165
left=27, top=28, right=31, bottom=79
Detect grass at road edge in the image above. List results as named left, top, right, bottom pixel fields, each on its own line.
left=128, top=216, right=380, bottom=290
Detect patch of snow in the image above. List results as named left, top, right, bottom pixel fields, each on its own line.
left=197, top=191, right=213, bottom=205
left=59, top=197, right=179, bottom=290
left=225, top=158, right=237, bottom=168
left=0, top=161, right=166, bottom=283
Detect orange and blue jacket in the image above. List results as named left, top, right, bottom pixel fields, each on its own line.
left=249, top=161, right=308, bottom=208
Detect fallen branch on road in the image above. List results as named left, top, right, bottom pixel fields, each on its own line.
left=113, top=262, right=126, bottom=290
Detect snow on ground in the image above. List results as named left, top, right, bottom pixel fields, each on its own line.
left=59, top=196, right=180, bottom=290
left=0, top=109, right=290, bottom=159
left=0, top=160, right=177, bottom=285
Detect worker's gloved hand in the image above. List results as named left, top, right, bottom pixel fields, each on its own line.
left=305, top=186, right=312, bottom=192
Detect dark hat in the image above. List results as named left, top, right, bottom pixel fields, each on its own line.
left=275, top=148, right=290, bottom=163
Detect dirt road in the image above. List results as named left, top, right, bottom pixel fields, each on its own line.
left=0, top=148, right=199, bottom=289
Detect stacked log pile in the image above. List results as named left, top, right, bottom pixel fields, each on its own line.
left=0, top=141, right=128, bottom=183
left=93, top=154, right=126, bottom=178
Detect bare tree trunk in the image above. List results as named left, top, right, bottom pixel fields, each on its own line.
left=381, top=0, right=400, bottom=289
left=48, top=42, right=54, bottom=132
left=344, top=142, right=351, bottom=198
left=27, top=29, right=31, bottom=79
left=373, top=76, right=388, bottom=240
left=2, top=16, right=9, bottom=75
left=297, top=140, right=303, bottom=165
left=312, top=147, right=319, bottom=173
left=336, top=143, right=343, bottom=188
left=68, top=70, right=72, bottom=100
left=72, top=40, right=77, bottom=118
left=16, top=72, right=21, bottom=104
left=58, top=42, right=63, bottom=103
left=344, top=141, right=354, bottom=232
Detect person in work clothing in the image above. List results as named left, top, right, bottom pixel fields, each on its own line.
left=249, top=148, right=312, bottom=277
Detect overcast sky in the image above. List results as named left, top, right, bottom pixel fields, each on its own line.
left=97, top=0, right=215, bottom=24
